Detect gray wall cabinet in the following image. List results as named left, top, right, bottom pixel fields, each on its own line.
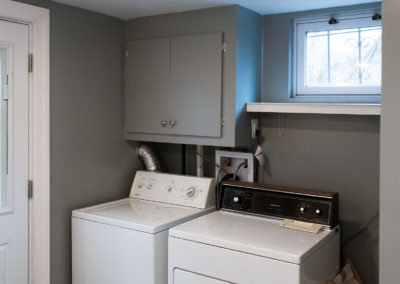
left=125, top=33, right=223, bottom=138
left=125, top=5, right=262, bottom=147
left=170, top=33, right=222, bottom=137
left=126, top=38, right=171, bottom=135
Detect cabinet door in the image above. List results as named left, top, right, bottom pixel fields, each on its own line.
left=170, top=33, right=223, bottom=137
left=125, top=38, right=170, bottom=135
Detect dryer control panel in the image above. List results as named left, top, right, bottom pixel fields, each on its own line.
left=218, top=180, right=338, bottom=228
left=130, top=171, right=216, bottom=209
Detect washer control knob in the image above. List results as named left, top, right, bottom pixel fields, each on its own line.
left=233, top=196, right=240, bottom=203
left=186, top=187, right=196, bottom=198
left=300, top=206, right=306, bottom=213
left=315, top=209, right=321, bottom=215
left=166, top=186, right=172, bottom=192
left=147, top=184, right=152, bottom=190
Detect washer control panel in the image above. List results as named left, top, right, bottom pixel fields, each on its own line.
left=219, top=181, right=338, bottom=228
left=130, top=171, right=216, bottom=209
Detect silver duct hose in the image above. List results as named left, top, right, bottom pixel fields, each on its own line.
left=136, top=145, right=161, bottom=172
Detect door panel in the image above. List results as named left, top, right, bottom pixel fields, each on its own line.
left=0, top=242, right=9, bottom=284
left=125, top=38, right=170, bottom=135
left=174, top=269, right=232, bottom=284
left=0, top=20, right=29, bottom=284
left=170, top=33, right=223, bottom=137
left=0, top=47, right=7, bottom=212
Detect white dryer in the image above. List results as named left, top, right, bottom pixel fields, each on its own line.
left=72, top=171, right=216, bottom=284
left=169, top=181, right=340, bottom=284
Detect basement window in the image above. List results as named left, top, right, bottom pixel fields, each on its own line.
left=294, top=11, right=382, bottom=97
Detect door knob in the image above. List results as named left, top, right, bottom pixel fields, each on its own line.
left=169, top=120, right=176, bottom=127
left=161, top=120, right=167, bottom=127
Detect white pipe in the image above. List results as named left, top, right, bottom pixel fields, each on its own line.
left=196, top=145, right=204, bottom=177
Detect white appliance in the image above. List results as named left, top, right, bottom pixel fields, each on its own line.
left=169, top=181, right=340, bottom=284
left=72, top=170, right=216, bottom=284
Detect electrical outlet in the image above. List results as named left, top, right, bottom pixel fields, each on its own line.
left=251, top=119, right=259, bottom=139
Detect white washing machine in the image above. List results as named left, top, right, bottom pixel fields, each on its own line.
left=169, top=181, right=340, bottom=284
left=72, top=170, right=216, bottom=284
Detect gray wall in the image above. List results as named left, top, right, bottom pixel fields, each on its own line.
left=50, top=4, right=141, bottom=284
left=380, top=0, right=400, bottom=282
left=17, top=1, right=142, bottom=284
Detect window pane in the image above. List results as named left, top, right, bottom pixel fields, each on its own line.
left=0, top=48, right=7, bottom=209
left=304, top=25, right=382, bottom=89
left=330, top=28, right=360, bottom=86
left=360, top=27, right=382, bottom=86
left=306, top=31, right=329, bottom=86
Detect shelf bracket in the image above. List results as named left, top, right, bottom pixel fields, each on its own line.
left=278, top=113, right=285, bottom=136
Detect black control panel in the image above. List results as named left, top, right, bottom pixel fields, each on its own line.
left=218, top=181, right=339, bottom=228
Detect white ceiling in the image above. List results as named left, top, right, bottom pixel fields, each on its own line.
left=54, top=0, right=380, bottom=20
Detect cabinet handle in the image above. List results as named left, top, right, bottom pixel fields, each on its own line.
left=161, top=120, right=167, bottom=127
left=169, top=120, right=176, bottom=127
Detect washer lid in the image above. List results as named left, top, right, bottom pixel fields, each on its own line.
left=169, top=211, right=338, bottom=264
left=72, top=198, right=214, bottom=234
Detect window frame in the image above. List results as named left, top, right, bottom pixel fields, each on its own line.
left=293, top=11, right=382, bottom=98
left=0, top=47, right=8, bottom=209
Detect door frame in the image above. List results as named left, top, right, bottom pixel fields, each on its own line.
left=0, top=2, right=50, bottom=284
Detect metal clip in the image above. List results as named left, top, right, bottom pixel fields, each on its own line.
left=222, top=43, right=227, bottom=52
left=329, top=17, right=339, bottom=25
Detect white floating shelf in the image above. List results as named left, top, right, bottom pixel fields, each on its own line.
left=246, top=103, right=381, bottom=116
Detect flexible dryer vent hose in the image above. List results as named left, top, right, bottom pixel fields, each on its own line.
left=136, top=145, right=161, bottom=172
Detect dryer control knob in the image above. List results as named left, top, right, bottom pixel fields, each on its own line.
left=233, top=196, right=240, bottom=203
left=300, top=206, right=306, bottom=213
left=186, top=187, right=196, bottom=198
left=315, top=209, right=321, bottom=215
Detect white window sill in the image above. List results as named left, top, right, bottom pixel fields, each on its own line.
left=246, top=103, right=381, bottom=115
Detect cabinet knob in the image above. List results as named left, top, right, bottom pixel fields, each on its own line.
left=161, top=120, right=167, bottom=127
left=170, top=120, right=176, bottom=127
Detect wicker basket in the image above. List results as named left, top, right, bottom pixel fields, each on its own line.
left=327, top=259, right=363, bottom=284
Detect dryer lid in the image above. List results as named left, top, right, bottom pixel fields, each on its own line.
left=169, top=211, right=338, bottom=264
left=72, top=198, right=214, bottom=234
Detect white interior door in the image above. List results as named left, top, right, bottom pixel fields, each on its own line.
left=0, top=20, right=29, bottom=284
